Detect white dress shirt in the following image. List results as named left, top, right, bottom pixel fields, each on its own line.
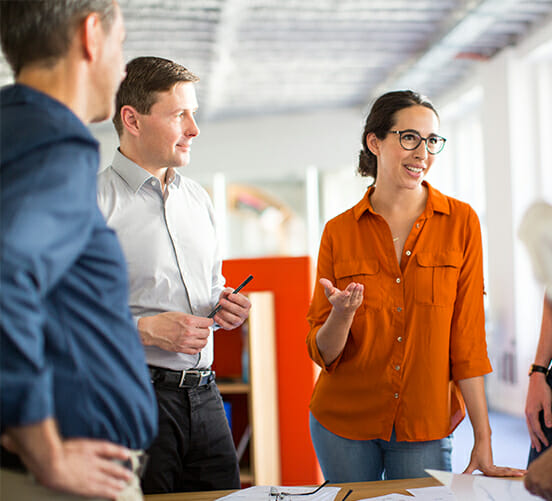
left=519, top=201, right=552, bottom=302
left=97, top=150, right=225, bottom=370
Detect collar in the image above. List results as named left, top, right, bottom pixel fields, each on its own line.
left=353, top=181, right=451, bottom=221
left=111, top=149, right=181, bottom=193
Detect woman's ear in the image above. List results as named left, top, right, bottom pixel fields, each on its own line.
left=365, top=132, right=380, bottom=156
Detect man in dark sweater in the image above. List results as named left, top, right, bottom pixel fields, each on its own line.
left=0, top=2, right=157, bottom=499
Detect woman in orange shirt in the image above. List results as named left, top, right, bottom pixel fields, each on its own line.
left=307, top=90, right=524, bottom=481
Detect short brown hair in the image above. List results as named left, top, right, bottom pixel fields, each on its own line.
left=0, top=0, right=116, bottom=77
left=113, top=56, right=200, bottom=136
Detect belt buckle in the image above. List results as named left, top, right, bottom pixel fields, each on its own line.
left=135, top=451, right=149, bottom=478
left=178, top=370, right=189, bottom=387
left=178, top=369, right=213, bottom=387
left=120, top=451, right=149, bottom=479
left=199, top=370, right=210, bottom=385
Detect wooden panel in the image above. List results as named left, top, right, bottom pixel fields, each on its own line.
left=248, top=292, right=280, bottom=485
left=215, top=292, right=280, bottom=486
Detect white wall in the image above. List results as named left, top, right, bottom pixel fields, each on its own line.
left=436, top=17, right=552, bottom=415
left=92, top=107, right=365, bottom=182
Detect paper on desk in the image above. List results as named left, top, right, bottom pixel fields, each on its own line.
left=354, top=486, right=455, bottom=501
left=215, top=485, right=340, bottom=501
left=406, top=485, right=456, bottom=500
left=356, top=494, right=412, bottom=500
left=425, top=469, right=541, bottom=500
left=356, top=494, right=410, bottom=500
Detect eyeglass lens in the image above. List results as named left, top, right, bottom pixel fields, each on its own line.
left=399, top=131, right=445, bottom=154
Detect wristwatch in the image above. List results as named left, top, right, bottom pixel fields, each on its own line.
left=528, top=363, right=549, bottom=376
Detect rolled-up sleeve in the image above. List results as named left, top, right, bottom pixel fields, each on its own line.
left=449, top=207, right=492, bottom=381
left=306, top=223, right=345, bottom=372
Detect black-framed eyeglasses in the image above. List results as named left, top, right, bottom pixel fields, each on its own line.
left=389, top=129, right=446, bottom=155
left=268, top=480, right=329, bottom=500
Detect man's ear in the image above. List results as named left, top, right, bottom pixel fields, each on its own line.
left=80, top=12, right=103, bottom=61
left=120, top=106, right=141, bottom=137
left=365, top=132, right=381, bottom=156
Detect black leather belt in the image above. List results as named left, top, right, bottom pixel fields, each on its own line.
left=148, top=366, right=215, bottom=388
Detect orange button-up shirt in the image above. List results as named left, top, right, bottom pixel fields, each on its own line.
left=307, top=182, right=492, bottom=442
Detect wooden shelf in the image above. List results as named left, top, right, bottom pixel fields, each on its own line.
left=217, top=381, right=250, bottom=394
left=239, top=468, right=253, bottom=484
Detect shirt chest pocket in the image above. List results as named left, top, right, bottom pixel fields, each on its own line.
left=415, top=251, right=462, bottom=306
left=334, top=258, right=382, bottom=312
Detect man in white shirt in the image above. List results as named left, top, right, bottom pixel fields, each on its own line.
left=97, top=56, right=250, bottom=494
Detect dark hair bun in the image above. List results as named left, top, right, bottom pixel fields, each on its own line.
left=358, top=149, right=377, bottom=181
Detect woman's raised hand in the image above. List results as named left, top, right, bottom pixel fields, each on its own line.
left=319, top=278, right=364, bottom=315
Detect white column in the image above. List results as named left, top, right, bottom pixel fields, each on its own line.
left=212, top=172, right=228, bottom=258
left=481, top=48, right=543, bottom=414
left=305, top=165, right=320, bottom=263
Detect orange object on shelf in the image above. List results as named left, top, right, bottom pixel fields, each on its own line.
left=213, top=326, right=243, bottom=381
left=218, top=256, right=320, bottom=486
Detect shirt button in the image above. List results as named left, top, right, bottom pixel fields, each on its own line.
left=394, top=393, right=399, bottom=399
left=395, top=365, right=401, bottom=371
left=397, top=336, right=403, bottom=342
left=416, top=223, right=420, bottom=228
left=405, top=250, right=411, bottom=256
left=397, top=307, right=402, bottom=312
left=396, top=278, right=401, bottom=284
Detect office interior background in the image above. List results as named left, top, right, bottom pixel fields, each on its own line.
left=2, top=0, right=551, bottom=482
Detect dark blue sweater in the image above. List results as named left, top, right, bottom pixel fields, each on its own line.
left=0, top=84, right=157, bottom=449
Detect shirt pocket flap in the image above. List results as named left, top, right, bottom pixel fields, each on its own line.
left=334, top=258, right=380, bottom=278
left=416, top=251, right=463, bottom=268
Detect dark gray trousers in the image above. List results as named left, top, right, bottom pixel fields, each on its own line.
left=141, top=382, right=240, bottom=494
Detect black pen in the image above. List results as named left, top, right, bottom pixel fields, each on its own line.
left=207, top=274, right=254, bottom=318
left=341, top=489, right=353, bottom=501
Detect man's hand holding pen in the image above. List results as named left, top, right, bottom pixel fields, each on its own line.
left=208, top=275, right=253, bottom=330
left=212, top=288, right=251, bottom=330
left=138, top=275, right=253, bottom=353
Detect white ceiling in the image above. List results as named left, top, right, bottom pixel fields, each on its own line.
left=1, top=0, right=551, bottom=121
left=121, top=0, right=552, bottom=121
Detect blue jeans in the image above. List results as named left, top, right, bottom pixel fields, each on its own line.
left=309, top=413, right=452, bottom=482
